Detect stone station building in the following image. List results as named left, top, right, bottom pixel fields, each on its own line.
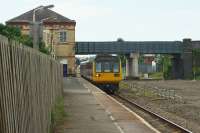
left=6, top=6, right=76, bottom=75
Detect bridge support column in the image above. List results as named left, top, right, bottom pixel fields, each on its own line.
left=182, top=39, right=193, bottom=79
left=171, top=54, right=183, bottom=79
left=126, top=53, right=139, bottom=79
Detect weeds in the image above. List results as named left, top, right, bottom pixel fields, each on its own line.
left=50, top=97, right=66, bottom=133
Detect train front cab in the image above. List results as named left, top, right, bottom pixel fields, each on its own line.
left=92, top=60, right=122, bottom=92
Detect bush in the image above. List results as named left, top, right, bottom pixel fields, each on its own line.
left=0, top=23, right=50, bottom=55
left=161, top=55, right=172, bottom=79
left=0, top=23, right=21, bottom=40
left=20, top=35, right=33, bottom=47
left=39, top=41, right=50, bottom=55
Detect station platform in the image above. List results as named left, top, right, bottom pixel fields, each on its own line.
left=63, top=77, right=160, bottom=133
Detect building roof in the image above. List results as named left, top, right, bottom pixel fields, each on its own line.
left=6, top=6, right=76, bottom=24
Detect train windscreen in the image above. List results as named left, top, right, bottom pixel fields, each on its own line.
left=95, top=61, right=119, bottom=73
left=103, top=62, right=112, bottom=72
left=96, top=62, right=102, bottom=72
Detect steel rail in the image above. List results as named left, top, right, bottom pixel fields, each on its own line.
left=115, top=94, right=193, bottom=133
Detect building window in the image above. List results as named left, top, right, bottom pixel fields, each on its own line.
left=59, top=31, right=67, bottom=43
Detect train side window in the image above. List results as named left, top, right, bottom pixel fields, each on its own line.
left=113, top=63, right=119, bottom=73
left=96, top=62, right=102, bottom=72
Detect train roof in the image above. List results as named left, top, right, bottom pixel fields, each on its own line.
left=95, top=54, right=118, bottom=59
left=80, top=54, right=119, bottom=65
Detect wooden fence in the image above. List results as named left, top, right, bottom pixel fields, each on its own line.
left=0, top=35, right=63, bottom=133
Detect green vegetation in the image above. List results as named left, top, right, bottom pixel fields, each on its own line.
left=118, top=54, right=126, bottom=66
left=138, top=55, right=144, bottom=64
left=192, top=49, right=200, bottom=80
left=119, top=81, right=159, bottom=99
left=119, top=82, right=130, bottom=89
left=195, top=75, right=200, bottom=80
left=39, top=40, right=50, bottom=54
left=155, top=55, right=172, bottom=79
left=162, top=55, right=172, bottom=79
left=0, top=23, right=49, bottom=54
left=50, top=97, right=66, bottom=133
left=148, top=72, right=164, bottom=80
left=0, top=23, right=33, bottom=47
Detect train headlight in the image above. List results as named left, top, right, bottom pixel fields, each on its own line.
left=96, top=74, right=100, bottom=77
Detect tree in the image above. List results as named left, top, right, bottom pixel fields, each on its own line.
left=0, top=23, right=21, bottom=40
left=117, top=38, right=124, bottom=42
left=0, top=23, right=49, bottom=54
left=192, top=49, right=200, bottom=79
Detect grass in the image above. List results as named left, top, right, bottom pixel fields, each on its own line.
left=148, top=72, right=164, bottom=80
left=50, top=97, right=66, bottom=133
left=194, top=75, right=200, bottom=80
left=119, top=82, right=130, bottom=89
left=119, top=81, right=158, bottom=98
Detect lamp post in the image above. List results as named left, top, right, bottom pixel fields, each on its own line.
left=32, top=5, right=54, bottom=50
left=49, top=28, right=56, bottom=58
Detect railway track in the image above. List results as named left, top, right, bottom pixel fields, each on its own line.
left=112, top=94, right=193, bottom=133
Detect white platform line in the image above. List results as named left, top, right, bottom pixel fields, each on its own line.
left=81, top=78, right=160, bottom=133
left=105, top=108, right=125, bottom=133
left=106, top=94, right=161, bottom=133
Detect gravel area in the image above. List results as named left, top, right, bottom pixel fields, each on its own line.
left=118, top=80, right=200, bottom=133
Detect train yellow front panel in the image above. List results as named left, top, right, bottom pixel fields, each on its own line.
left=92, top=73, right=122, bottom=84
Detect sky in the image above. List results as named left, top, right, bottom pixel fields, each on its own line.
left=1, top=0, right=200, bottom=41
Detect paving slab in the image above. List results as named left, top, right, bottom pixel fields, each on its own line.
left=63, top=77, right=159, bottom=133
left=63, top=77, right=120, bottom=133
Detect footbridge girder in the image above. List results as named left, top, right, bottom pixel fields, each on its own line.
left=75, top=41, right=183, bottom=54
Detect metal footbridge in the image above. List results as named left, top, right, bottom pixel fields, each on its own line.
left=76, top=41, right=183, bottom=54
